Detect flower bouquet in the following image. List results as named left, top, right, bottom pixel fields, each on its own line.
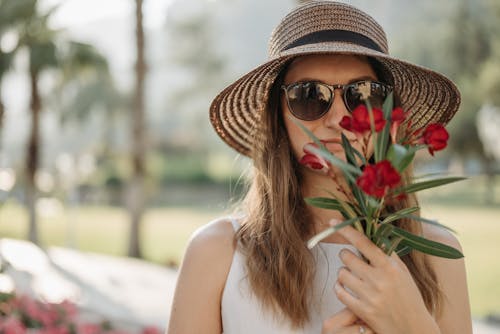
left=295, top=93, right=464, bottom=259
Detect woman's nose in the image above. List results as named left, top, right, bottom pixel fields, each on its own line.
left=324, top=89, right=349, bottom=128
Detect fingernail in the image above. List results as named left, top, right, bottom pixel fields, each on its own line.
left=339, top=249, right=346, bottom=259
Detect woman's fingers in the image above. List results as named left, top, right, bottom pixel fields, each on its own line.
left=337, top=265, right=366, bottom=299
left=322, top=307, right=375, bottom=334
left=334, top=281, right=366, bottom=320
left=323, top=322, right=375, bottom=334
left=339, top=248, right=370, bottom=281
left=322, top=307, right=357, bottom=331
left=332, top=222, right=388, bottom=267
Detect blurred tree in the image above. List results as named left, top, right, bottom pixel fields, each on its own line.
left=127, top=0, right=147, bottom=258
left=54, top=41, right=126, bottom=153
left=52, top=41, right=126, bottom=213
left=56, top=42, right=120, bottom=121
left=164, top=2, right=227, bottom=153
left=392, top=0, right=498, bottom=166
left=0, top=0, right=36, bottom=137
left=16, top=2, right=59, bottom=244
left=6, top=0, right=117, bottom=244
left=443, top=0, right=494, bottom=159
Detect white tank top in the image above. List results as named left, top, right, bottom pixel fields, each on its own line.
left=221, top=219, right=360, bottom=333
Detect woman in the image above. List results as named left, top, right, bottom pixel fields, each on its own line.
left=167, top=2, right=472, bottom=333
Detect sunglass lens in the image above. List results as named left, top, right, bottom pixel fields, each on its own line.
left=367, top=82, right=386, bottom=108
left=345, top=83, right=364, bottom=111
left=345, top=81, right=387, bottom=111
left=287, top=82, right=331, bottom=121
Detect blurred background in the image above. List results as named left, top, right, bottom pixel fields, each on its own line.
left=0, top=0, right=499, bottom=332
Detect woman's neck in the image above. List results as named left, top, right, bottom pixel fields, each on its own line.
left=301, top=168, right=351, bottom=244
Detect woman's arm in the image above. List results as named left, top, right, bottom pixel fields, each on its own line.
left=423, top=225, right=473, bottom=334
left=167, top=219, right=236, bottom=334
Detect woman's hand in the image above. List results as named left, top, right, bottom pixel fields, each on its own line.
left=322, top=307, right=375, bottom=334
left=332, top=221, right=441, bottom=334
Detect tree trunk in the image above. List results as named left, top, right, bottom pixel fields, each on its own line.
left=26, top=67, right=41, bottom=244
left=128, top=0, right=146, bottom=258
left=484, top=156, right=496, bottom=205
left=0, top=78, right=5, bottom=131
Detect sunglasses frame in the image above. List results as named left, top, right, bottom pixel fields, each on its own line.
left=281, top=80, right=393, bottom=121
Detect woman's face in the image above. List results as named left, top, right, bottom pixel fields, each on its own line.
left=281, top=54, right=378, bottom=171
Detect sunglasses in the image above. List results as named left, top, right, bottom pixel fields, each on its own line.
left=281, top=80, right=393, bottom=121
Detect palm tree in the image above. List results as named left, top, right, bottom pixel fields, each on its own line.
left=14, top=1, right=115, bottom=244
left=0, top=0, right=37, bottom=133
left=128, top=0, right=147, bottom=258
left=16, top=5, right=58, bottom=244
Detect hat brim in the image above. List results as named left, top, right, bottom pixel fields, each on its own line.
left=209, top=42, right=460, bottom=156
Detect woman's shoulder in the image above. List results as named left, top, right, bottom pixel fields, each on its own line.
left=420, top=223, right=472, bottom=332
left=181, top=217, right=238, bottom=278
left=187, top=217, right=238, bottom=257
left=168, top=218, right=239, bottom=333
left=421, top=223, right=463, bottom=251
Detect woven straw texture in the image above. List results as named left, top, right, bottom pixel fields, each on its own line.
left=209, top=1, right=460, bottom=156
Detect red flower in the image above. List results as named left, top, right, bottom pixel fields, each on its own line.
left=390, top=107, right=407, bottom=143
left=339, top=105, right=386, bottom=134
left=77, top=323, right=102, bottom=334
left=0, top=316, right=26, bottom=334
left=299, top=143, right=329, bottom=170
left=356, top=160, right=401, bottom=198
left=391, top=107, right=406, bottom=123
left=421, top=123, right=449, bottom=156
left=141, top=326, right=162, bottom=334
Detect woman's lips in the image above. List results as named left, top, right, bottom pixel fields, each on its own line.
left=320, top=138, right=356, bottom=151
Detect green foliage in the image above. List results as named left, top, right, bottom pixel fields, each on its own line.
left=164, top=5, right=228, bottom=151
left=149, top=151, right=229, bottom=185
left=55, top=41, right=124, bottom=126
left=390, top=0, right=500, bottom=161
left=0, top=0, right=36, bottom=31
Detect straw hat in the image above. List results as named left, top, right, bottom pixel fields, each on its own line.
left=209, top=1, right=460, bottom=157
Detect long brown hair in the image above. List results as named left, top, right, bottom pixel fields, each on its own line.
left=235, top=56, right=444, bottom=329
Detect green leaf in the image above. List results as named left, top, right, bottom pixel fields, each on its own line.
left=304, top=197, right=343, bottom=211
left=351, top=185, right=369, bottom=216
left=373, top=223, right=394, bottom=246
left=398, top=150, right=416, bottom=173
left=386, top=236, right=404, bottom=255
left=395, top=177, right=466, bottom=194
left=365, top=100, right=381, bottom=162
left=386, top=144, right=418, bottom=173
left=351, top=147, right=367, bottom=166
left=307, top=217, right=361, bottom=249
left=380, top=206, right=420, bottom=224
left=392, top=226, right=463, bottom=259
left=375, top=92, right=394, bottom=163
left=382, top=91, right=394, bottom=118
left=341, top=133, right=358, bottom=166
left=395, top=244, right=412, bottom=256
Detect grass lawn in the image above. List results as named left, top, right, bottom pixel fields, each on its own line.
left=0, top=196, right=499, bottom=317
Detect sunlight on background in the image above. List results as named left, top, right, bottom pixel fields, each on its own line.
left=0, top=0, right=499, bottom=332
left=44, top=0, right=173, bottom=29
